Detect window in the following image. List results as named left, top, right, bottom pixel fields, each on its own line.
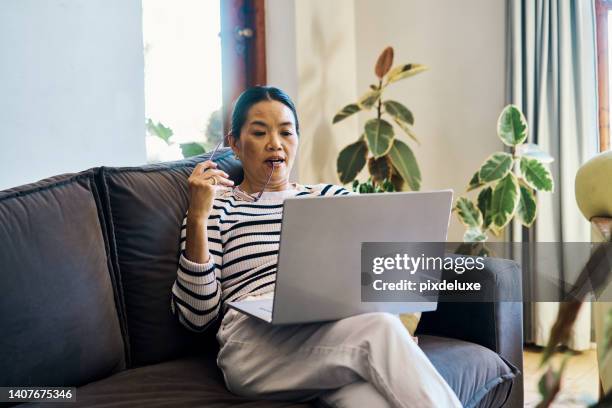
left=597, top=0, right=612, bottom=151
left=142, top=0, right=224, bottom=162
left=142, top=0, right=267, bottom=163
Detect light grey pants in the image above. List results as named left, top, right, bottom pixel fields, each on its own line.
left=216, top=294, right=462, bottom=408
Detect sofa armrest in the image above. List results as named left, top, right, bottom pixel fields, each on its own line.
left=415, top=255, right=524, bottom=407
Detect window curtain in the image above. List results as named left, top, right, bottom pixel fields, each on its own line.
left=507, top=0, right=599, bottom=350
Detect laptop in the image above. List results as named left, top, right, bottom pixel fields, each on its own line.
left=227, top=190, right=453, bottom=325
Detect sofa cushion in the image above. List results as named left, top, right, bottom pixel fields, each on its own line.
left=97, top=148, right=243, bottom=367
left=27, top=355, right=310, bottom=408
left=0, top=171, right=125, bottom=387
left=419, top=335, right=518, bottom=408
left=25, top=336, right=516, bottom=408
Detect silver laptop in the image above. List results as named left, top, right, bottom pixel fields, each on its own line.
left=227, top=190, right=453, bottom=324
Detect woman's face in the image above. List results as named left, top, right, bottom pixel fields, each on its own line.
left=229, top=100, right=299, bottom=191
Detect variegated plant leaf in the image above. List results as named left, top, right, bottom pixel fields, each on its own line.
left=383, top=100, right=414, bottom=125
left=464, top=227, right=487, bottom=243
left=358, top=89, right=381, bottom=109
left=497, top=104, right=528, bottom=146
left=333, top=103, right=361, bottom=124
left=477, top=186, right=493, bottom=229
left=520, top=157, right=554, bottom=192
left=337, top=139, right=368, bottom=184
left=384, top=100, right=419, bottom=144
left=454, top=197, right=483, bottom=228
left=478, top=152, right=513, bottom=182
left=365, top=118, right=394, bottom=158
left=386, top=63, right=428, bottom=84
left=490, top=173, right=519, bottom=229
left=467, top=171, right=484, bottom=191
left=388, top=139, right=421, bottom=190
left=517, top=183, right=537, bottom=227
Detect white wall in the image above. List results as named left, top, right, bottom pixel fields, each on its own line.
left=265, top=0, right=298, bottom=103
left=354, top=0, right=506, bottom=241
left=265, top=0, right=299, bottom=181
left=265, top=0, right=506, bottom=241
left=293, top=0, right=360, bottom=185
left=0, top=0, right=146, bottom=190
left=266, top=0, right=360, bottom=184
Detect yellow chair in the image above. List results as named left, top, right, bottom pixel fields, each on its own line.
left=575, top=151, right=612, bottom=395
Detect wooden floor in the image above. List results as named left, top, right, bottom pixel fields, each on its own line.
left=523, top=345, right=599, bottom=407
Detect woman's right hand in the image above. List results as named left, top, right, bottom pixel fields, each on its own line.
left=187, top=160, right=234, bottom=220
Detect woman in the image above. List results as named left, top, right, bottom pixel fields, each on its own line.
left=170, top=86, right=462, bottom=408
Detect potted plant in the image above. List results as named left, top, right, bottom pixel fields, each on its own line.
left=333, top=46, right=427, bottom=193
left=454, top=105, right=554, bottom=243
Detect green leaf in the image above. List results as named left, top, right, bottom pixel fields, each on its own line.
left=398, top=125, right=420, bottom=145
left=365, top=118, right=394, bottom=158
left=383, top=100, right=419, bottom=144
left=490, top=173, right=519, bottom=229
left=146, top=119, right=173, bottom=144
left=179, top=142, right=206, bottom=158
left=382, top=178, right=395, bottom=192
left=520, top=157, right=554, bottom=192
left=358, top=178, right=376, bottom=194
left=383, top=100, right=414, bottom=125
left=388, top=139, right=421, bottom=190
left=497, top=104, right=528, bottom=146
left=467, top=171, right=483, bottom=191
left=333, top=103, right=361, bottom=124
left=517, top=183, right=537, bottom=227
left=386, top=63, right=428, bottom=84
left=477, top=186, right=493, bottom=229
left=337, top=139, right=368, bottom=184
left=454, top=197, right=483, bottom=228
left=478, top=152, right=513, bottom=182
left=464, top=227, right=487, bottom=243
left=358, top=89, right=381, bottom=109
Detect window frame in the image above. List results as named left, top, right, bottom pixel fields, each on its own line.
left=220, top=0, right=267, bottom=140
left=596, top=0, right=612, bottom=151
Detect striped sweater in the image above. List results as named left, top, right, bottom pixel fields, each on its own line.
left=170, top=183, right=351, bottom=332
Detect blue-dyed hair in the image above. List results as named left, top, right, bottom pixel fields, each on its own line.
left=230, top=86, right=299, bottom=138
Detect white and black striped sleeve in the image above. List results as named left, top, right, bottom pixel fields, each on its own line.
left=321, top=184, right=352, bottom=196
left=170, top=213, right=222, bottom=332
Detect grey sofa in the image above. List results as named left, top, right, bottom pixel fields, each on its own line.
left=0, top=148, right=523, bottom=407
